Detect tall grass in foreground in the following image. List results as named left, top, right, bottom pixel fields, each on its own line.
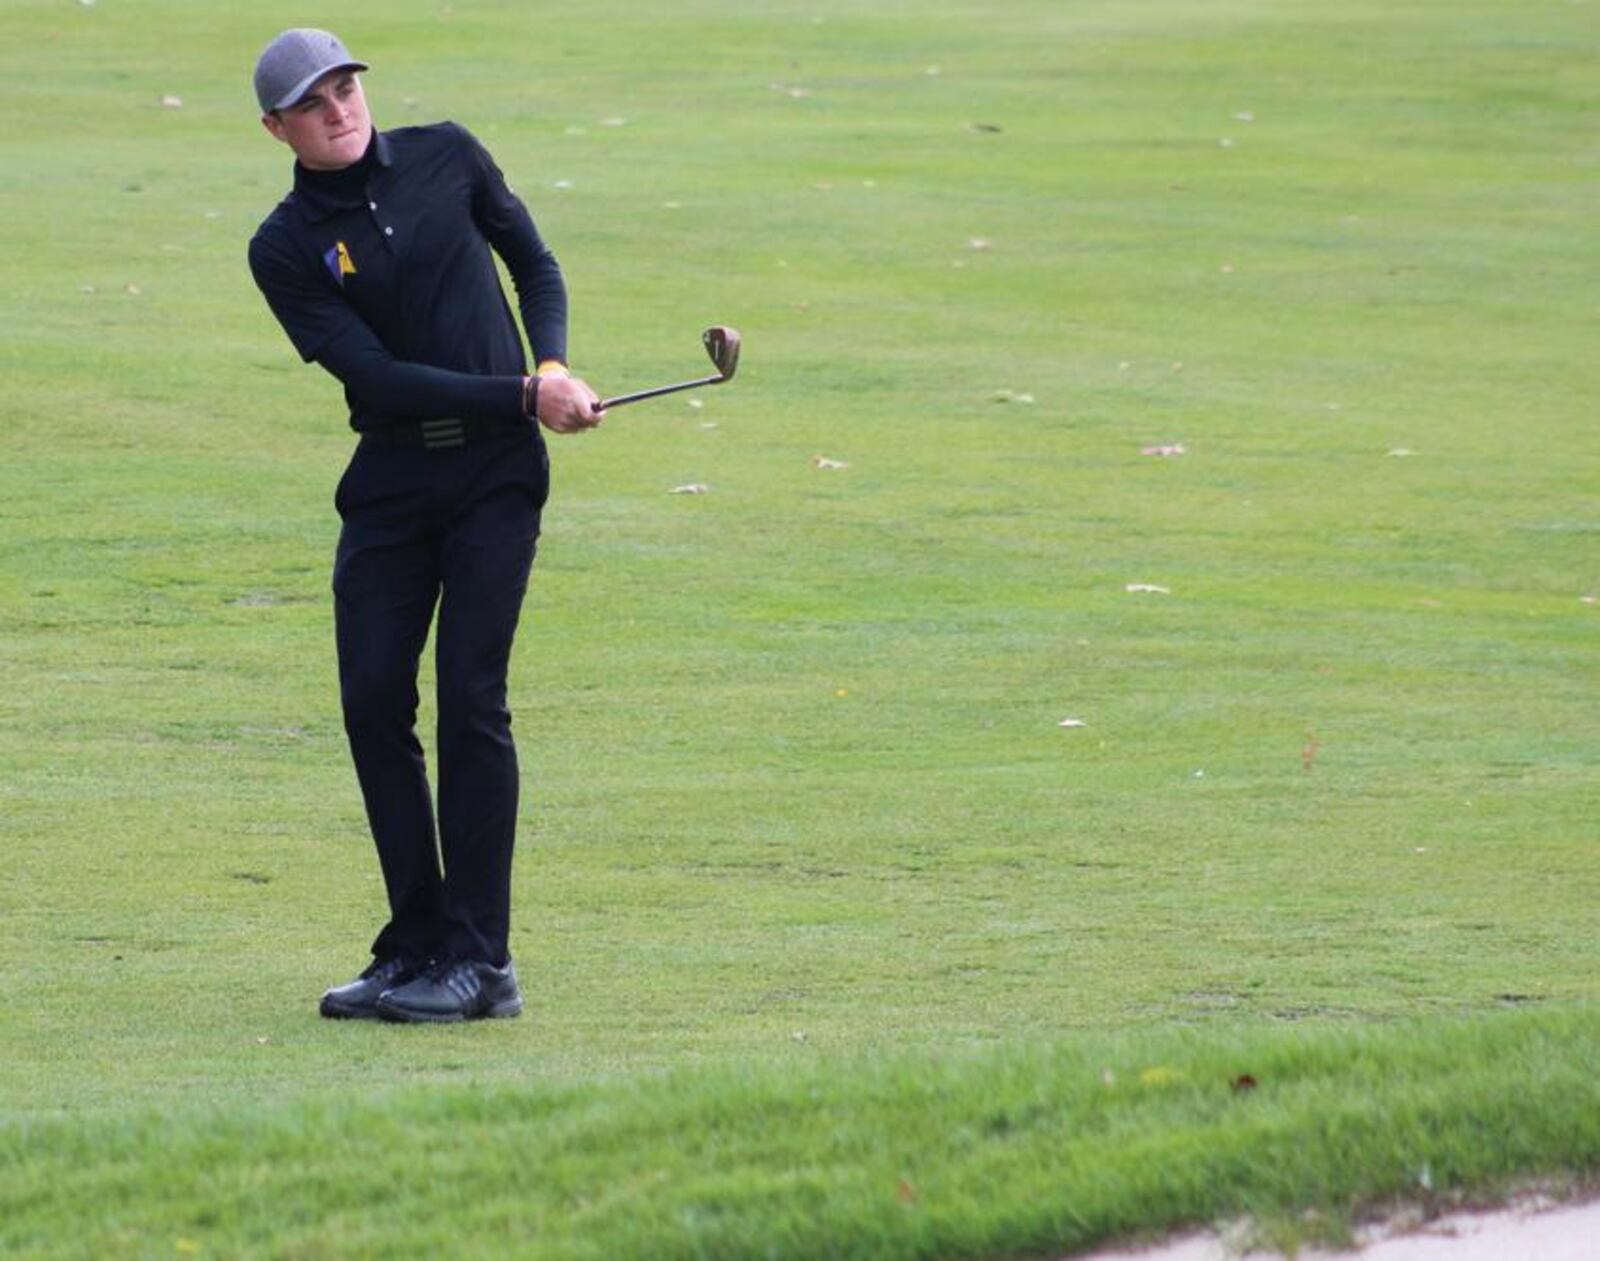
left=4, top=1008, right=1597, bottom=1258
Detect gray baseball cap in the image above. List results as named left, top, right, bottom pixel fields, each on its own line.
left=254, top=28, right=369, bottom=114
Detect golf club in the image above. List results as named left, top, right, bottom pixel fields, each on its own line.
left=593, top=326, right=741, bottom=411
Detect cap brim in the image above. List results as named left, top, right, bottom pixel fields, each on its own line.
left=273, top=60, right=370, bottom=111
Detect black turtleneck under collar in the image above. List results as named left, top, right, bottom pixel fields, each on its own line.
left=293, top=130, right=378, bottom=215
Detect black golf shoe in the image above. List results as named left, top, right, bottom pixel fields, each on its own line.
left=319, top=954, right=425, bottom=1020
left=375, top=957, right=523, bottom=1023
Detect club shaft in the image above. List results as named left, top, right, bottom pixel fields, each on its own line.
left=595, top=373, right=725, bottom=411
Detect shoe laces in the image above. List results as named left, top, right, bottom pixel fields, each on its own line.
left=422, top=955, right=463, bottom=982
left=361, top=955, right=416, bottom=983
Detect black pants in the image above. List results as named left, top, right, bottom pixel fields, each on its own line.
left=331, top=425, right=548, bottom=966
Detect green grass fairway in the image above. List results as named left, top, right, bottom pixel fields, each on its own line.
left=1, top=0, right=1596, bottom=1255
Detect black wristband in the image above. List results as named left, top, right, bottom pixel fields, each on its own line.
left=522, top=375, right=539, bottom=421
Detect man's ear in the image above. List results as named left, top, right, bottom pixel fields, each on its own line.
left=261, top=112, right=288, bottom=144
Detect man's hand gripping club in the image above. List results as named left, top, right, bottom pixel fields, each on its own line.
left=526, top=372, right=604, bottom=433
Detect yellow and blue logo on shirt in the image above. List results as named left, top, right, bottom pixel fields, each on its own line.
left=323, top=240, right=358, bottom=285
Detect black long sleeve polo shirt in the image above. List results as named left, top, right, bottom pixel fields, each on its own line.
left=249, top=123, right=567, bottom=434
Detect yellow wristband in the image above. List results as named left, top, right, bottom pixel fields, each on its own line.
left=537, top=360, right=570, bottom=378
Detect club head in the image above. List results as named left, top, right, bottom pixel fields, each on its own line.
left=702, top=326, right=741, bottom=381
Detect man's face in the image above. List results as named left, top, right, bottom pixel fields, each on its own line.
left=262, top=71, right=372, bottom=170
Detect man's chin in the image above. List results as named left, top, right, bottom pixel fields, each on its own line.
left=315, top=131, right=370, bottom=169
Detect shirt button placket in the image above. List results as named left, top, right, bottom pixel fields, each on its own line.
left=368, top=197, right=394, bottom=249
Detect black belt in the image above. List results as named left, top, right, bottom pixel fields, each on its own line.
left=368, top=417, right=526, bottom=449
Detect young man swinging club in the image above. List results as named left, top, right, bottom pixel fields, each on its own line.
left=247, top=29, right=603, bottom=1022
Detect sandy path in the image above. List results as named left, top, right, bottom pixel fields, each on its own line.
left=1076, top=1194, right=1599, bottom=1260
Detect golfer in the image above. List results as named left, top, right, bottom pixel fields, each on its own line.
left=247, top=29, right=601, bottom=1022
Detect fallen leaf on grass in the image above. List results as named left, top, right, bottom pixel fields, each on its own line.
left=1231, top=1073, right=1259, bottom=1093
left=1125, top=583, right=1170, bottom=594
left=668, top=483, right=709, bottom=495
left=1141, top=443, right=1186, bottom=456
left=896, top=1178, right=918, bottom=1204
left=812, top=456, right=850, bottom=469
